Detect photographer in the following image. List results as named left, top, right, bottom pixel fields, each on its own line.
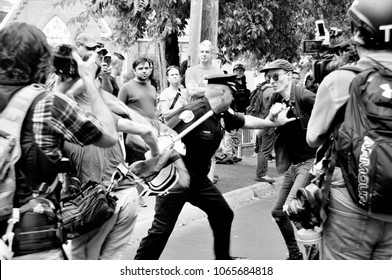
left=0, top=22, right=117, bottom=259
left=261, top=59, right=317, bottom=260
left=307, top=0, right=392, bottom=260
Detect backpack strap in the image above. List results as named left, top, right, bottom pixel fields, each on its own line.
left=0, top=84, right=47, bottom=178
left=0, top=84, right=46, bottom=139
left=0, top=84, right=47, bottom=255
left=169, top=88, right=182, bottom=110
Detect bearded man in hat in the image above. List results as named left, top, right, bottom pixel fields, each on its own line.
left=260, top=59, right=317, bottom=260
left=135, top=74, right=295, bottom=260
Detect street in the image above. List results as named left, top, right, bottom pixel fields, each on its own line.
left=120, top=148, right=293, bottom=260
left=123, top=193, right=291, bottom=260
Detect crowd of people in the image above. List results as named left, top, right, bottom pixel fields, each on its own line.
left=1, top=0, right=392, bottom=261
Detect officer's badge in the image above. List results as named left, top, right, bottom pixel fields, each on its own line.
left=179, top=110, right=195, bottom=123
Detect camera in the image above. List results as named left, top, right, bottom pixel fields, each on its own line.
left=103, top=55, right=111, bottom=66
left=53, top=44, right=79, bottom=78
left=302, top=40, right=323, bottom=54
left=303, top=20, right=358, bottom=84
left=286, top=183, right=323, bottom=229
left=53, top=44, right=102, bottom=79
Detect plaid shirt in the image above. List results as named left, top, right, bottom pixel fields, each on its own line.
left=32, top=91, right=104, bottom=159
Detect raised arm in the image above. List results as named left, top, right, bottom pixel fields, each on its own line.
left=72, top=51, right=117, bottom=147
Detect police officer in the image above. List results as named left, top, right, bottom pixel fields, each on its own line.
left=134, top=74, right=295, bottom=260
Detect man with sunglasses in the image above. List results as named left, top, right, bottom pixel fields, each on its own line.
left=260, top=59, right=317, bottom=260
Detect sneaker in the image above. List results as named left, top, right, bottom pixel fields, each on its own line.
left=286, top=252, right=303, bottom=260
left=255, top=176, right=275, bottom=184
left=217, top=157, right=234, bottom=164
left=233, top=156, right=242, bottom=163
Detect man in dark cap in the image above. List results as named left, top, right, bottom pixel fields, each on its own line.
left=135, top=74, right=295, bottom=260
left=75, top=33, right=108, bottom=57
left=218, top=63, right=251, bottom=164
left=232, top=63, right=250, bottom=114
left=260, top=59, right=317, bottom=260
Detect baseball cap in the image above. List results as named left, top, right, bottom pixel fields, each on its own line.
left=260, top=59, right=295, bottom=73
left=206, top=74, right=237, bottom=93
left=96, top=48, right=108, bottom=56
left=74, top=33, right=99, bottom=48
left=233, top=63, right=245, bottom=71
left=113, top=52, right=125, bottom=60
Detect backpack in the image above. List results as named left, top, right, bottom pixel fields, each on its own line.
left=334, top=61, right=392, bottom=214
left=0, top=84, right=45, bottom=221
left=248, top=84, right=272, bottom=117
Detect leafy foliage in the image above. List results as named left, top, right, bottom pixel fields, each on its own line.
left=218, top=0, right=274, bottom=65
left=58, top=0, right=354, bottom=65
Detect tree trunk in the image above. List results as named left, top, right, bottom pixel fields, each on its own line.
left=164, top=31, right=180, bottom=67
left=157, top=40, right=167, bottom=91
left=201, top=0, right=219, bottom=59
left=189, top=0, right=203, bottom=67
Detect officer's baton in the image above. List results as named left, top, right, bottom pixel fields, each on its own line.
left=162, top=109, right=214, bottom=150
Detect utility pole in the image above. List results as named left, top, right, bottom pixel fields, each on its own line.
left=188, top=0, right=219, bottom=67
left=201, top=0, right=219, bottom=60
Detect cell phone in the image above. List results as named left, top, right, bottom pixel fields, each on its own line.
left=103, top=56, right=111, bottom=65
left=303, top=40, right=323, bottom=54
left=316, top=20, right=326, bottom=37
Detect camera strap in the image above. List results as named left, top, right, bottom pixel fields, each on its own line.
left=310, top=131, right=338, bottom=223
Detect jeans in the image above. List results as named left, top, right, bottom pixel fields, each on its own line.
left=322, top=195, right=392, bottom=260
left=224, top=129, right=241, bottom=158
left=135, top=176, right=234, bottom=260
left=271, top=158, right=313, bottom=256
left=256, top=133, right=275, bottom=178
left=71, top=187, right=139, bottom=260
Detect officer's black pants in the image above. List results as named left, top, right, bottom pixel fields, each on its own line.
left=135, top=176, right=234, bottom=260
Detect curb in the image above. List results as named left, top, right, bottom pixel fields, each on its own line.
left=129, top=176, right=283, bottom=245
left=178, top=175, right=283, bottom=226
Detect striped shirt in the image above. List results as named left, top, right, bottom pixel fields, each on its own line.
left=32, top=91, right=104, bottom=159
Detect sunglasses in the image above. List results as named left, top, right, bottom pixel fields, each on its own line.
left=76, top=42, right=98, bottom=51
left=266, top=72, right=287, bottom=82
left=86, top=46, right=98, bottom=51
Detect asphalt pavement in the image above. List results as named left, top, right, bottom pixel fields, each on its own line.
left=121, top=149, right=284, bottom=259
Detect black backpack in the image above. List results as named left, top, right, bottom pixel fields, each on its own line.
left=334, top=60, right=392, bottom=214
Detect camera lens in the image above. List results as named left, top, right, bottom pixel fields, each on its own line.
left=297, top=188, right=308, bottom=207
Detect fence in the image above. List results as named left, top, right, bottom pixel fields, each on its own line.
left=238, top=129, right=256, bottom=157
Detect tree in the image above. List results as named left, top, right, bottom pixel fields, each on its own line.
left=218, top=0, right=352, bottom=66
left=58, top=0, right=353, bottom=69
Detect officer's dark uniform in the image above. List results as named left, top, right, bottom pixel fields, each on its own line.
left=135, top=75, right=245, bottom=260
